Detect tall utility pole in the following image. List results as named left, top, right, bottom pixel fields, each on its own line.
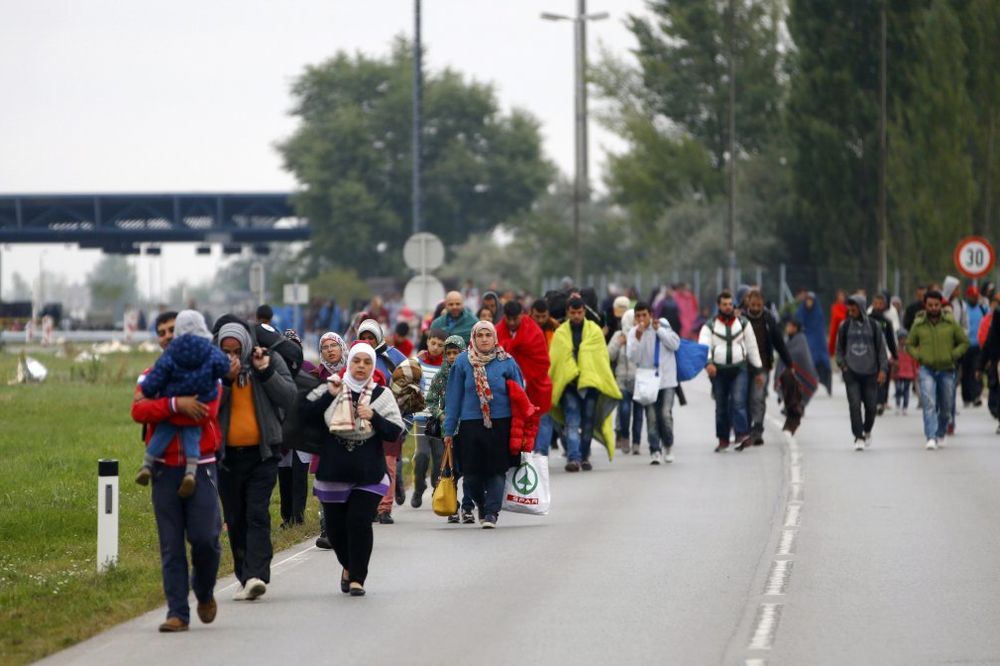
left=877, top=2, right=888, bottom=292
left=726, top=0, right=737, bottom=291
left=542, top=3, right=608, bottom=287
left=412, top=0, right=423, bottom=234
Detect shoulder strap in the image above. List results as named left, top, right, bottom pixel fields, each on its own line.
left=380, top=351, right=398, bottom=375
left=654, top=335, right=661, bottom=374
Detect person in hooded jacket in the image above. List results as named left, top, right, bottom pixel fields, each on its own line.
left=869, top=293, right=899, bottom=415
left=834, top=295, right=888, bottom=451
left=797, top=292, right=832, bottom=395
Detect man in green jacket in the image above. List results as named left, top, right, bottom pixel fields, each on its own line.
left=431, top=291, right=478, bottom=346
left=906, top=290, right=969, bottom=450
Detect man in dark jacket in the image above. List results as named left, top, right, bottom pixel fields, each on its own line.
left=215, top=319, right=296, bottom=602
left=835, top=295, right=888, bottom=451
left=745, top=290, right=794, bottom=446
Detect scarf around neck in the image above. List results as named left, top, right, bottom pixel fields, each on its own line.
left=467, top=321, right=509, bottom=428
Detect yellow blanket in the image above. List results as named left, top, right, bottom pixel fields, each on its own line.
left=549, top=320, right=623, bottom=461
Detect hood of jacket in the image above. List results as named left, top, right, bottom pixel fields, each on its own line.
left=846, top=294, right=868, bottom=321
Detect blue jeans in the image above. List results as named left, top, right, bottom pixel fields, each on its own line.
left=713, top=368, right=749, bottom=440
left=147, top=422, right=201, bottom=460
left=562, top=387, right=598, bottom=462
left=152, top=463, right=222, bottom=623
left=616, top=390, right=644, bottom=444
left=463, top=472, right=505, bottom=518
left=918, top=367, right=956, bottom=440
left=644, top=387, right=676, bottom=452
left=534, top=413, right=555, bottom=455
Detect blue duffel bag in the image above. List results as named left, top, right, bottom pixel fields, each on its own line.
left=676, top=339, right=709, bottom=382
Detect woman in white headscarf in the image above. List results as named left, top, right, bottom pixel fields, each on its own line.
left=301, top=342, right=404, bottom=596
left=442, top=321, right=525, bottom=529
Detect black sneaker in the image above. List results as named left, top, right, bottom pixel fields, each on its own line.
left=580, top=460, right=593, bottom=471
left=315, top=534, right=333, bottom=550
left=461, top=510, right=476, bottom=524
left=565, top=461, right=581, bottom=472
left=394, top=484, right=405, bottom=506
left=410, top=492, right=423, bottom=509
left=447, top=513, right=460, bottom=524
left=376, top=512, right=395, bottom=525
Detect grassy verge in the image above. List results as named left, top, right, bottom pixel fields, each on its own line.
left=0, top=349, right=326, bottom=665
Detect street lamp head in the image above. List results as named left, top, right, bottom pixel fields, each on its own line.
left=541, top=12, right=571, bottom=21
left=586, top=12, right=610, bottom=21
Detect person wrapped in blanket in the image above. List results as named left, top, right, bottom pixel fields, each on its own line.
left=774, top=319, right=818, bottom=444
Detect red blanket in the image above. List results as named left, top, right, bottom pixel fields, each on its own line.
left=496, top=316, right=553, bottom=414
left=506, top=380, right=538, bottom=455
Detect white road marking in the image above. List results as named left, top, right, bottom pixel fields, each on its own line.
left=777, top=529, right=797, bottom=556
left=764, top=559, right=793, bottom=596
left=745, top=659, right=768, bottom=666
left=749, top=603, right=783, bottom=650
left=217, top=544, right=318, bottom=593
left=784, top=504, right=801, bottom=528
left=790, top=465, right=803, bottom=485
left=790, top=483, right=804, bottom=503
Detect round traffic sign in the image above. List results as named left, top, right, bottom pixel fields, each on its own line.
left=403, top=275, right=446, bottom=314
left=954, top=236, right=995, bottom=279
left=403, top=232, right=445, bottom=271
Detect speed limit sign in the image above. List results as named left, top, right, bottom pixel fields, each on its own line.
left=954, top=236, right=995, bottom=279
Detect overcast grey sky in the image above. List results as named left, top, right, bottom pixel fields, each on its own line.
left=0, top=0, right=647, bottom=300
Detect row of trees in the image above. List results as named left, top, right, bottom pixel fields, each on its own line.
left=269, top=1, right=1000, bottom=299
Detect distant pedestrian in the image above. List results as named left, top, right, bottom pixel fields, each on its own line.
left=443, top=321, right=525, bottom=528
left=425, top=335, right=472, bottom=522
left=835, top=295, right=888, bottom=451
left=411, top=329, right=447, bottom=508
left=907, top=290, right=969, bottom=450
left=431, top=291, right=479, bottom=346
left=960, top=285, right=987, bottom=407
left=608, top=308, right=642, bottom=454
left=797, top=292, right=832, bottom=395
left=131, top=311, right=223, bottom=632
left=549, top=298, right=623, bottom=470
left=302, top=343, right=405, bottom=596
left=868, top=293, right=899, bottom=415
left=699, top=291, right=763, bottom=452
left=894, top=330, right=917, bottom=415
left=626, top=301, right=681, bottom=464
left=744, top=290, right=793, bottom=446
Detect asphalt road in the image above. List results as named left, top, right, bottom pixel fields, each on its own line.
left=38, top=376, right=1000, bottom=666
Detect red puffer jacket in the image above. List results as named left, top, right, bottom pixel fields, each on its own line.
left=506, top=380, right=539, bottom=456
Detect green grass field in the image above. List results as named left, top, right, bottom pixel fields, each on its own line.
left=0, top=347, right=365, bottom=665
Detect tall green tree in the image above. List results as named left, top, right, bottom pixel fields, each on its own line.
left=279, top=38, right=554, bottom=277
left=889, top=0, right=975, bottom=279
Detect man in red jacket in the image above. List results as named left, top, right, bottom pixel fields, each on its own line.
left=496, top=300, right=553, bottom=446
left=131, top=311, right=223, bottom=633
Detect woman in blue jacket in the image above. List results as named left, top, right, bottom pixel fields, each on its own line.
left=443, top=320, right=524, bottom=529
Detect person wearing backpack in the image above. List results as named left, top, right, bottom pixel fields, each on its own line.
left=699, top=290, right=763, bottom=452
left=626, top=301, right=681, bottom=464
left=834, top=295, right=888, bottom=452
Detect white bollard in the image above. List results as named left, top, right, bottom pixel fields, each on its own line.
left=97, top=459, right=119, bottom=572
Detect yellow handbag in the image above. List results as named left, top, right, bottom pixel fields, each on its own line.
left=432, top=444, right=459, bottom=517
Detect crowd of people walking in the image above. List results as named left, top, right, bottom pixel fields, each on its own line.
left=130, top=274, right=1000, bottom=632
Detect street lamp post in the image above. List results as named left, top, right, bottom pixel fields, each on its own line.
left=542, top=2, right=608, bottom=288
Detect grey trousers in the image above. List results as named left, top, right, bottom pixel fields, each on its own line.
left=749, top=369, right=770, bottom=440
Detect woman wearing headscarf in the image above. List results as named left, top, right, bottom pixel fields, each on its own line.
left=301, top=342, right=404, bottom=596
left=443, top=321, right=525, bottom=528
left=796, top=292, right=832, bottom=395
left=317, top=332, right=348, bottom=380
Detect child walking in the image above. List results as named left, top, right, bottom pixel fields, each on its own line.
left=894, top=329, right=918, bottom=415
left=137, top=310, right=230, bottom=496
left=424, top=335, right=471, bottom=523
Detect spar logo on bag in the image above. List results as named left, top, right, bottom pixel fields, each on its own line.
left=507, top=461, right=539, bottom=505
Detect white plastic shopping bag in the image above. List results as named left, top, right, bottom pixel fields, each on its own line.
left=503, top=452, right=550, bottom=515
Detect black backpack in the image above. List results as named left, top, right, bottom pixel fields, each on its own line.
left=253, top=323, right=304, bottom=377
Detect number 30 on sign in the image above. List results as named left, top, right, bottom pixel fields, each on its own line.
left=954, top=236, right=995, bottom=279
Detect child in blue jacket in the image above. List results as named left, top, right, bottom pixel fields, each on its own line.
left=138, top=310, right=230, bottom=496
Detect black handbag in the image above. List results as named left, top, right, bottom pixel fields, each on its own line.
left=424, top=415, right=442, bottom=439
